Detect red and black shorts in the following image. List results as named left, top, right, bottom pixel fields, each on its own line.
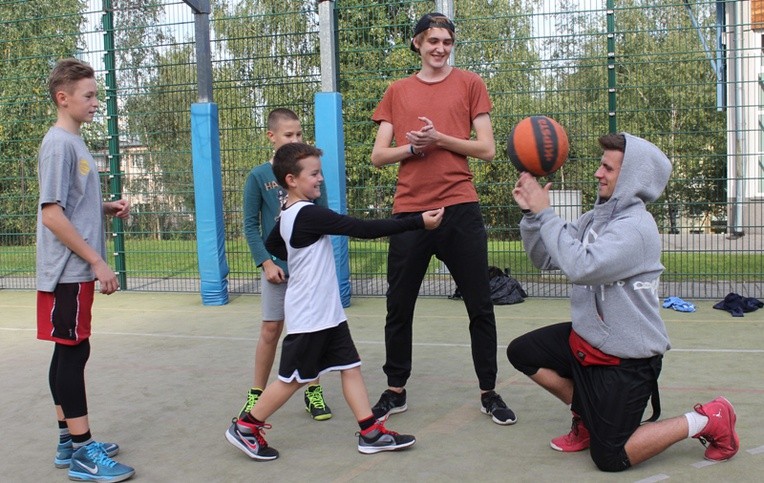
left=37, top=281, right=95, bottom=345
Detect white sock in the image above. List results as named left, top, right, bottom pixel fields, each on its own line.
left=685, top=411, right=709, bottom=438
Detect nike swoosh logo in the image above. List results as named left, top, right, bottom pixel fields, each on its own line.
left=77, top=461, right=99, bottom=474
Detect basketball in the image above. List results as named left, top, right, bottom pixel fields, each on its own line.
left=507, top=116, right=569, bottom=176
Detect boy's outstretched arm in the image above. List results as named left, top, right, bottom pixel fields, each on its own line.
left=289, top=205, right=437, bottom=245
left=41, top=203, right=119, bottom=294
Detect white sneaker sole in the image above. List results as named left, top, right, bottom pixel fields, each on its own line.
left=481, top=406, right=517, bottom=425
left=225, top=427, right=278, bottom=461
left=358, top=438, right=416, bottom=454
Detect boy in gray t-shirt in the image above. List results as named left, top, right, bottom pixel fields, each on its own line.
left=36, top=58, right=134, bottom=481
left=36, top=127, right=107, bottom=291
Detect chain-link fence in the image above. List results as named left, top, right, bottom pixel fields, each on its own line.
left=1, top=0, right=761, bottom=299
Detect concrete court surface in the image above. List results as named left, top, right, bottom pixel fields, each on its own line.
left=1, top=289, right=763, bottom=483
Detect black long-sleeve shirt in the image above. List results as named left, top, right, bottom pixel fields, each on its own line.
left=265, top=204, right=424, bottom=261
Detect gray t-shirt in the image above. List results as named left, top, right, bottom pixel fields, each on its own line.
left=36, top=127, right=105, bottom=292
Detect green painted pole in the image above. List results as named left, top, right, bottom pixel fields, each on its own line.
left=607, top=0, right=617, bottom=133
left=102, top=0, right=127, bottom=288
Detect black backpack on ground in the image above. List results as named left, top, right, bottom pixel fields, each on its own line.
left=449, top=266, right=527, bottom=305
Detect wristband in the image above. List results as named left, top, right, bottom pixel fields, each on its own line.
left=521, top=209, right=532, bottom=214
left=409, top=145, right=424, bottom=157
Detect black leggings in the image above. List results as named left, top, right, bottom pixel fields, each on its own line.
left=49, top=340, right=90, bottom=419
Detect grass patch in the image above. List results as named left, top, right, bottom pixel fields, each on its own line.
left=1, top=238, right=761, bottom=282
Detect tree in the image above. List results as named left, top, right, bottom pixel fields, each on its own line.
left=108, top=0, right=193, bottom=239
left=211, top=0, right=320, bottom=162
left=550, top=0, right=725, bottom=229
left=121, top=45, right=198, bottom=239
left=0, top=0, right=85, bottom=244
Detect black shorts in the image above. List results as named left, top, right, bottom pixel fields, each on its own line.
left=508, top=322, right=662, bottom=467
left=278, top=321, right=361, bottom=383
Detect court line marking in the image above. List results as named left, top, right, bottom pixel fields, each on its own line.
left=3, top=326, right=764, bottom=353
left=748, top=445, right=764, bottom=455
left=634, top=474, right=670, bottom=483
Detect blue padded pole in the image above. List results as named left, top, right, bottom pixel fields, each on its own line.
left=315, top=92, right=351, bottom=307
left=191, top=102, right=229, bottom=305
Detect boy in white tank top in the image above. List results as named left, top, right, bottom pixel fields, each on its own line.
left=225, top=142, right=443, bottom=460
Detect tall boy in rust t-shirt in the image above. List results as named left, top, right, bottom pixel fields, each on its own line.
left=369, top=12, right=516, bottom=426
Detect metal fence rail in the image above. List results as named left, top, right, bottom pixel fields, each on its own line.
left=1, top=0, right=761, bottom=299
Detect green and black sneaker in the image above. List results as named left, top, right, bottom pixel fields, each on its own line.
left=304, top=384, right=332, bottom=421
left=236, top=387, right=263, bottom=421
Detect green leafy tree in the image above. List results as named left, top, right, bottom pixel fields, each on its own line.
left=455, top=0, right=542, bottom=238
left=110, top=0, right=194, bottom=239
left=212, top=0, right=320, bottom=158
left=550, top=0, right=725, bottom=230
left=0, top=0, right=85, bottom=244
left=123, top=45, right=198, bottom=239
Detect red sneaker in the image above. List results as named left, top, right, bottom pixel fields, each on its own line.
left=550, top=414, right=590, bottom=452
left=692, top=396, right=739, bottom=461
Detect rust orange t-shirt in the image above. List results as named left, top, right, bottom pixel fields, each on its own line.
left=372, top=68, right=492, bottom=214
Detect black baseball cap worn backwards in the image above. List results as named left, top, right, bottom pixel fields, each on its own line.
left=410, top=12, right=456, bottom=53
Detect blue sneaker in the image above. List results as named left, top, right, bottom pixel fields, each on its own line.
left=68, top=442, right=134, bottom=482
left=55, top=440, right=120, bottom=469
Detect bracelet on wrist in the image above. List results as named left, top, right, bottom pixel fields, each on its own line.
left=409, top=145, right=424, bottom=157
left=521, top=208, right=532, bottom=214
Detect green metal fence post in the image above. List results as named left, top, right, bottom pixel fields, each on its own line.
left=102, top=0, right=127, bottom=289
left=607, top=0, right=617, bottom=133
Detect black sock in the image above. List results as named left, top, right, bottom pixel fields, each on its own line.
left=358, top=416, right=376, bottom=432
left=71, top=431, right=92, bottom=449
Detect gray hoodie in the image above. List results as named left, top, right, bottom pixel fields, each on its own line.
left=519, top=133, right=672, bottom=359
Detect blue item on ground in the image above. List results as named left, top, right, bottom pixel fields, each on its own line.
left=662, top=296, right=696, bottom=313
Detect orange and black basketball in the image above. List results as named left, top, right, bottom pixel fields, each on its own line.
left=507, top=116, right=569, bottom=176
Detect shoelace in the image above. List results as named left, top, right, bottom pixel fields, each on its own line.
left=244, top=391, right=259, bottom=412
left=569, top=417, right=582, bottom=436
left=379, top=392, right=400, bottom=411
left=86, top=444, right=118, bottom=468
left=692, top=403, right=715, bottom=448
left=697, top=435, right=711, bottom=448
left=368, top=421, right=399, bottom=436
left=306, top=387, right=326, bottom=409
left=251, top=423, right=272, bottom=448
left=484, top=393, right=507, bottom=411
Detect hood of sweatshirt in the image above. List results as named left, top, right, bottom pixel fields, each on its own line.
left=596, top=133, right=673, bottom=212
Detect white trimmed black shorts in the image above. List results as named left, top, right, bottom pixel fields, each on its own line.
left=277, top=321, right=361, bottom=383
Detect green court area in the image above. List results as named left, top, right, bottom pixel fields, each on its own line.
left=1, top=291, right=762, bottom=482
